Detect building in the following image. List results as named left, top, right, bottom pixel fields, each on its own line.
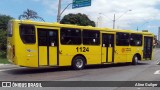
left=153, top=35, right=157, bottom=47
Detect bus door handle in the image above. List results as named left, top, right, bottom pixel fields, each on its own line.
left=59, top=50, right=62, bottom=54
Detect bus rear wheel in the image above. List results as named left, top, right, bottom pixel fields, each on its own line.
left=132, top=55, right=139, bottom=65
left=72, top=56, right=85, bottom=70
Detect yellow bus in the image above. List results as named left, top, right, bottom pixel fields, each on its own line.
left=7, top=20, right=154, bottom=70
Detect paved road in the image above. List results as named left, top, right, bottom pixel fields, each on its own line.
left=0, top=49, right=160, bottom=90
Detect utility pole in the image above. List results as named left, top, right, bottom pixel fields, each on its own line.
left=57, top=0, right=72, bottom=23
left=137, top=26, right=139, bottom=31
left=57, top=0, right=61, bottom=23
left=137, top=22, right=149, bottom=31
left=112, top=10, right=132, bottom=29
left=113, top=14, right=116, bottom=29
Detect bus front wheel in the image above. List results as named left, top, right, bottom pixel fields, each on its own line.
left=72, top=56, right=85, bottom=70
left=132, top=55, right=139, bottom=65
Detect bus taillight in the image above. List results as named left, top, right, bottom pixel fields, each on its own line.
left=12, top=45, right=15, bottom=58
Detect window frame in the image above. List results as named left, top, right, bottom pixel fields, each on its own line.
left=102, top=33, right=114, bottom=47
left=60, top=28, right=82, bottom=45
left=38, top=29, right=58, bottom=46
left=130, top=33, right=142, bottom=46
left=19, top=24, right=36, bottom=44
left=116, top=32, right=130, bottom=46
left=83, top=30, right=100, bottom=45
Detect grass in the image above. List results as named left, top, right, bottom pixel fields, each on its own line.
left=0, top=51, right=9, bottom=64
left=0, top=57, right=9, bottom=64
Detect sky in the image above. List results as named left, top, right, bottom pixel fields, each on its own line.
left=0, top=0, right=160, bottom=35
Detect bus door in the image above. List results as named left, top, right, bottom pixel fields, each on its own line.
left=143, top=36, right=153, bottom=59
left=38, top=28, right=58, bottom=66
left=102, top=33, right=114, bottom=63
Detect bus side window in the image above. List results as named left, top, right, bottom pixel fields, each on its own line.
left=19, top=24, right=36, bottom=44
left=116, top=32, right=129, bottom=46
left=83, top=30, right=100, bottom=45
left=130, top=34, right=142, bottom=46
left=60, top=28, right=81, bottom=45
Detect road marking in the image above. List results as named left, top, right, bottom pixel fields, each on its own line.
left=157, top=61, right=160, bottom=65
left=154, top=70, right=160, bottom=74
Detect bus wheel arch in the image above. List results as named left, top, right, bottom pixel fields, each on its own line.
left=132, top=53, right=141, bottom=65
left=135, top=53, right=141, bottom=60
left=72, top=54, right=87, bottom=70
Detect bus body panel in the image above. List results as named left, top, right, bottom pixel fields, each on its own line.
left=114, top=46, right=127, bottom=63
left=16, top=23, right=38, bottom=67
left=39, top=46, right=48, bottom=66
left=49, top=47, right=57, bottom=66
left=59, top=45, right=101, bottom=66
left=127, top=46, right=143, bottom=62
left=21, top=45, right=38, bottom=67
left=101, top=47, right=106, bottom=63
left=107, top=47, right=113, bottom=62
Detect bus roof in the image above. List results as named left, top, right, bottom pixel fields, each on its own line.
left=12, top=19, right=154, bottom=36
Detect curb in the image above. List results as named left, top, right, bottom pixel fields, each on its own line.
left=0, top=64, right=10, bottom=66
left=0, top=64, right=19, bottom=70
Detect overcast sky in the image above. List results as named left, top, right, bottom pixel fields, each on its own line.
left=0, top=0, right=160, bottom=35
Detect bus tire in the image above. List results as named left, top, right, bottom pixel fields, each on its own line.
left=132, top=55, right=139, bottom=65
left=72, top=56, right=85, bottom=70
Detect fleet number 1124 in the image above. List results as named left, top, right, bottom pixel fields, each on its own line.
left=76, top=47, right=89, bottom=52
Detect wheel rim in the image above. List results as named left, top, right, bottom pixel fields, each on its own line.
left=76, top=59, right=83, bottom=68
left=135, top=56, right=138, bottom=63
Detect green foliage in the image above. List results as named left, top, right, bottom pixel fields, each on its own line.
left=19, top=9, right=45, bottom=21
left=0, top=14, right=13, bottom=30
left=0, top=57, right=9, bottom=64
left=0, top=30, right=7, bottom=50
left=60, top=13, right=95, bottom=27
left=0, top=14, right=13, bottom=58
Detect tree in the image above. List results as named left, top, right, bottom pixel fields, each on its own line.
left=60, top=13, right=95, bottom=27
left=0, top=15, right=13, bottom=30
left=0, top=30, right=7, bottom=57
left=19, top=9, right=45, bottom=21
left=0, top=14, right=13, bottom=57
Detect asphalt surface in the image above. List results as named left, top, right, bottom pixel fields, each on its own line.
left=0, top=48, right=160, bottom=90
